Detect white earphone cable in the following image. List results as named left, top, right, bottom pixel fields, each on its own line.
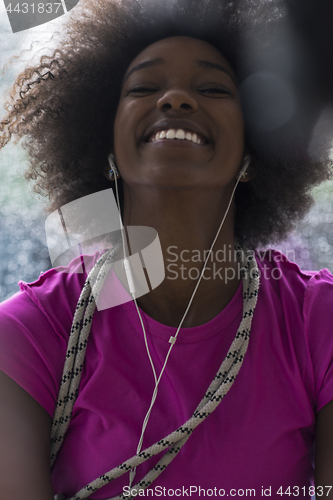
left=110, top=154, right=251, bottom=487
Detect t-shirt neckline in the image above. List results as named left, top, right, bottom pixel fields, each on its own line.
left=122, top=280, right=243, bottom=343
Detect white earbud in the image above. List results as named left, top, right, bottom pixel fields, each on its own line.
left=238, top=155, right=251, bottom=180
left=108, top=153, right=119, bottom=179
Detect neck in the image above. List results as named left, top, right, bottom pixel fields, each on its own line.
left=121, top=183, right=242, bottom=327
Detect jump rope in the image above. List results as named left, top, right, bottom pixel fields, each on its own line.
left=51, top=154, right=260, bottom=500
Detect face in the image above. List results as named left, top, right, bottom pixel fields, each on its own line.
left=111, top=36, right=245, bottom=190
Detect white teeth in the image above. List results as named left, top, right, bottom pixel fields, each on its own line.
left=150, top=128, right=206, bottom=144
left=175, top=129, right=185, bottom=140
left=166, top=129, right=176, bottom=139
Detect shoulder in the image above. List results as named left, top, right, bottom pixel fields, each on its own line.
left=254, top=247, right=333, bottom=335
left=255, top=249, right=333, bottom=413
left=0, top=254, right=87, bottom=349
left=304, top=270, right=333, bottom=413
left=255, top=247, right=333, bottom=339
left=16, top=258, right=88, bottom=333
left=0, top=252, right=102, bottom=417
left=255, top=248, right=333, bottom=305
left=8, top=251, right=105, bottom=333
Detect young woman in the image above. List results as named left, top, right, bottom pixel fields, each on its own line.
left=0, top=1, right=333, bottom=499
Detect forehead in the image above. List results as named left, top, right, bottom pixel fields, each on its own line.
left=125, top=36, right=236, bottom=78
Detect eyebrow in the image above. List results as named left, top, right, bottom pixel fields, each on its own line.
left=123, top=57, right=237, bottom=86
left=193, top=59, right=237, bottom=86
left=123, top=57, right=164, bottom=83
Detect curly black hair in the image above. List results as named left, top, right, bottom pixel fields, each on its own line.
left=0, top=0, right=332, bottom=248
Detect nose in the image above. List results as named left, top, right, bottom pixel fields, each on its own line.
left=157, top=89, right=198, bottom=113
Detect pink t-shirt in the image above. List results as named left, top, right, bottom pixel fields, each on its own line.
left=0, top=250, right=333, bottom=499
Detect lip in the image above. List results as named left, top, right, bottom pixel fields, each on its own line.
left=142, top=119, right=211, bottom=145
left=144, top=139, right=207, bottom=148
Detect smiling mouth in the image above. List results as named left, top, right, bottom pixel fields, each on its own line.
left=146, top=128, right=210, bottom=146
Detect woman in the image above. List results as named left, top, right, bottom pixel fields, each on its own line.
left=0, top=0, right=333, bottom=498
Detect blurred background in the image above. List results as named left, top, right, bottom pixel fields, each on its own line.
left=0, top=5, right=64, bottom=301
left=0, top=2, right=333, bottom=303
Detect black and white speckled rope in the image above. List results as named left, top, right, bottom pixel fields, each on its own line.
left=52, top=245, right=260, bottom=500
left=50, top=242, right=122, bottom=466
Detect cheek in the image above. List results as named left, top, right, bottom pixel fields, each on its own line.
left=113, top=102, right=145, bottom=183
left=113, top=105, right=126, bottom=151
left=113, top=102, right=139, bottom=158
left=227, top=101, right=244, bottom=130
left=212, top=104, right=244, bottom=170
left=221, top=104, right=244, bottom=148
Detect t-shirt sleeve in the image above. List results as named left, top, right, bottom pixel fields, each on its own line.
left=304, top=269, right=333, bottom=413
left=0, top=288, right=67, bottom=418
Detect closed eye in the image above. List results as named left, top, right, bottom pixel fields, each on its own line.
left=127, top=85, right=232, bottom=96
left=127, top=86, right=158, bottom=95
left=199, top=86, right=232, bottom=96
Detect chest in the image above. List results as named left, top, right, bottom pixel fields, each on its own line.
left=52, top=310, right=315, bottom=499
